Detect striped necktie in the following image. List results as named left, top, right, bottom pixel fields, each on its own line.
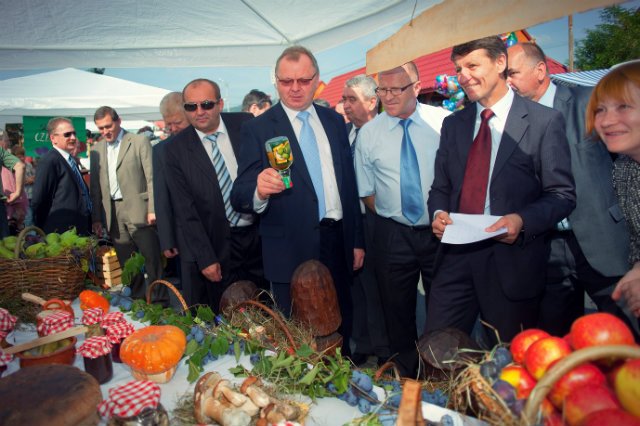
left=205, top=132, right=240, bottom=226
left=67, top=156, right=92, bottom=214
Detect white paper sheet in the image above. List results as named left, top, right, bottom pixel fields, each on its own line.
left=441, top=213, right=507, bottom=244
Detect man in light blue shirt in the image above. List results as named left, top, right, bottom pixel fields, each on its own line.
left=355, top=62, right=449, bottom=376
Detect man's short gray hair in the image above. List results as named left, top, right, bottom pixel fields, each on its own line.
left=345, top=74, right=378, bottom=100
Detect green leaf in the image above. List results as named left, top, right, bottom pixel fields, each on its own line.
left=210, top=335, right=229, bottom=356
left=187, top=359, right=203, bottom=383
left=295, top=344, right=313, bottom=358
left=196, top=306, right=214, bottom=322
left=185, top=339, right=199, bottom=356
left=229, top=365, right=247, bottom=377
left=298, top=364, right=320, bottom=385
left=234, top=340, right=241, bottom=363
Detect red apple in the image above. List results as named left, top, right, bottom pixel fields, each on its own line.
left=511, top=328, right=551, bottom=364
left=569, top=313, right=636, bottom=350
left=500, top=365, right=537, bottom=398
left=524, top=336, right=572, bottom=380
left=613, top=358, right=640, bottom=418
left=548, top=362, right=607, bottom=409
left=582, top=408, right=640, bottom=426
left=563, top=384, right=621, bottom=426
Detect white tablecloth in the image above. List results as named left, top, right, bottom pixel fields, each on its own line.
left=3, top=301, right=483, bottom=426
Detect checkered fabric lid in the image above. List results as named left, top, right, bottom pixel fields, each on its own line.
left=101, top=311, right=125, bottom=328
left=82, top=307, right=104, bottom=326
left=37, top=311, right=74, bottom=336
left=0, top=308, right=17, bottom=332
left=0, top=350, right=12, bottom=366
left=98, top=380, right=161, bottom=418
left=78, top=335, right=112, bottom=358
left=105, top=321, right=135, bottom=344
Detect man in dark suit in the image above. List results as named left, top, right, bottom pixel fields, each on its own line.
left=231, top=46, right=364, bottom=356
left=164, top=79, right=264, bottom=311
left=507, top=42, right=635, bottom=336
left=153, top=92, right=189, bottom=284
left=32, top=117, right=91, bottom=235
left=426, top=36, right=576, bottom=345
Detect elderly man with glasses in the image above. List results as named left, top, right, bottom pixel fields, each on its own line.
left=232, top=46, right=364, bottom=358
left=32, top=117, right=92, bottom=235
left=354, top=62, right=450, bottom=377
left=162, top=79, right=265, bottom=311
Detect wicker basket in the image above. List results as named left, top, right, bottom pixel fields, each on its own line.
left=522, top=344, right=640, bottom=425
left=0, top=226, right=90, bottom=302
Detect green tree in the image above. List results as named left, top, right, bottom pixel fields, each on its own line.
left=575, top=6, right=640, bottom=70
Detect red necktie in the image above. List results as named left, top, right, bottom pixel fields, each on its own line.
left=459, top=108, right=494, bottom=214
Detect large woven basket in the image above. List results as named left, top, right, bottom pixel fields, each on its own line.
left=0, top=226, right=89, bottom=301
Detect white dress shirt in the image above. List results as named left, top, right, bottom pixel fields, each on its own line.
left=106, top=129, right=124, bottom=200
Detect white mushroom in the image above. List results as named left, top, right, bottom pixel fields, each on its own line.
left=193, top=372, right=251, bottom=426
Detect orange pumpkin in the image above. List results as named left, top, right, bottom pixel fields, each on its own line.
left=78, top=290, right=110, bottom=314
left=120, top=325, right=186, bottom=383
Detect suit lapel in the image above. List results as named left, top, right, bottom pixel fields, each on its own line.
left=185, top=127, right=218, bottom=186
left=491, top=95, right=529, bottom=182
left=116, top=132, right=131, bottom=169
left=455, top=103, right=478, bottom=167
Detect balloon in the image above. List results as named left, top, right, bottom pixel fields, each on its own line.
left=435, top=73, right=466, bottom=111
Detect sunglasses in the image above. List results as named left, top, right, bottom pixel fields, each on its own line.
left=183, top=100, right=219, bottom=112
left=55, top=131, right=77, bottom=138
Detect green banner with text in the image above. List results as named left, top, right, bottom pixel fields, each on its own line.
left=22, top=116, right=87, bottom=158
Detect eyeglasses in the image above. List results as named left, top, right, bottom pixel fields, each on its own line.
left=183, top=100, right=219, bottom=112
left=55, top=131, right=77, bottom=138
left=276, top=73, right=317, bottom=87
left=375, top=82, right=417, bottom=97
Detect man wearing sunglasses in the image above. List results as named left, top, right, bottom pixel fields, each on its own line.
left=231, top=46, right=364, bottom=358
left=163, top=79, right=265, bottom=311
left=90, top=106, right=165, bottom=304
left=32, top=117, right=91, bottom=235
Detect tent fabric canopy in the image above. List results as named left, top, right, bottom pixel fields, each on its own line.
left=0, top=68, right=171, bottom=127
left=0, top=0, right=438, bottom=70
left=551, top=69, right=610, bottom=87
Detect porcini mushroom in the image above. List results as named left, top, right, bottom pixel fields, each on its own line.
left=240, top=376, right=271, bottom=407
left=194, top=372, right=251, bottom=426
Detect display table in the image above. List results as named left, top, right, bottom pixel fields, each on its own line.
left=2, top=300, right=483, bottom=425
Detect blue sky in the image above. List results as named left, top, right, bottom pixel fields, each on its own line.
left=1, top=1, right=638, bottom=110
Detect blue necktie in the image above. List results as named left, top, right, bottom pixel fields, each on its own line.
left=205, top=132, right=240, bottom=226
left=399, top=118, right=424, bottom=224
left=67, top=156, right=92, bottom=214
left=297, top=111, right=326, bottom=220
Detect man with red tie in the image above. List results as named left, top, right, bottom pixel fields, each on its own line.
left=426, top=36, right=576, bottom=346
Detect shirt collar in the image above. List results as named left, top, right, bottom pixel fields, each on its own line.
left=281, top=102, right=318, bottom=123
left=537, top=81, right=557, bottom=108
left=477, top=87, right=514, bottom=122
left=195, top=118, right=228, bottom=141
left=52, top=145, right=73, bottom=162
left=387, top=100, right=421, bottom=130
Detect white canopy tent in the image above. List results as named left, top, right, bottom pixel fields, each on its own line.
left=0, top=68, right=171, bottom=127
left=0, top=0, right=438, bottom=70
